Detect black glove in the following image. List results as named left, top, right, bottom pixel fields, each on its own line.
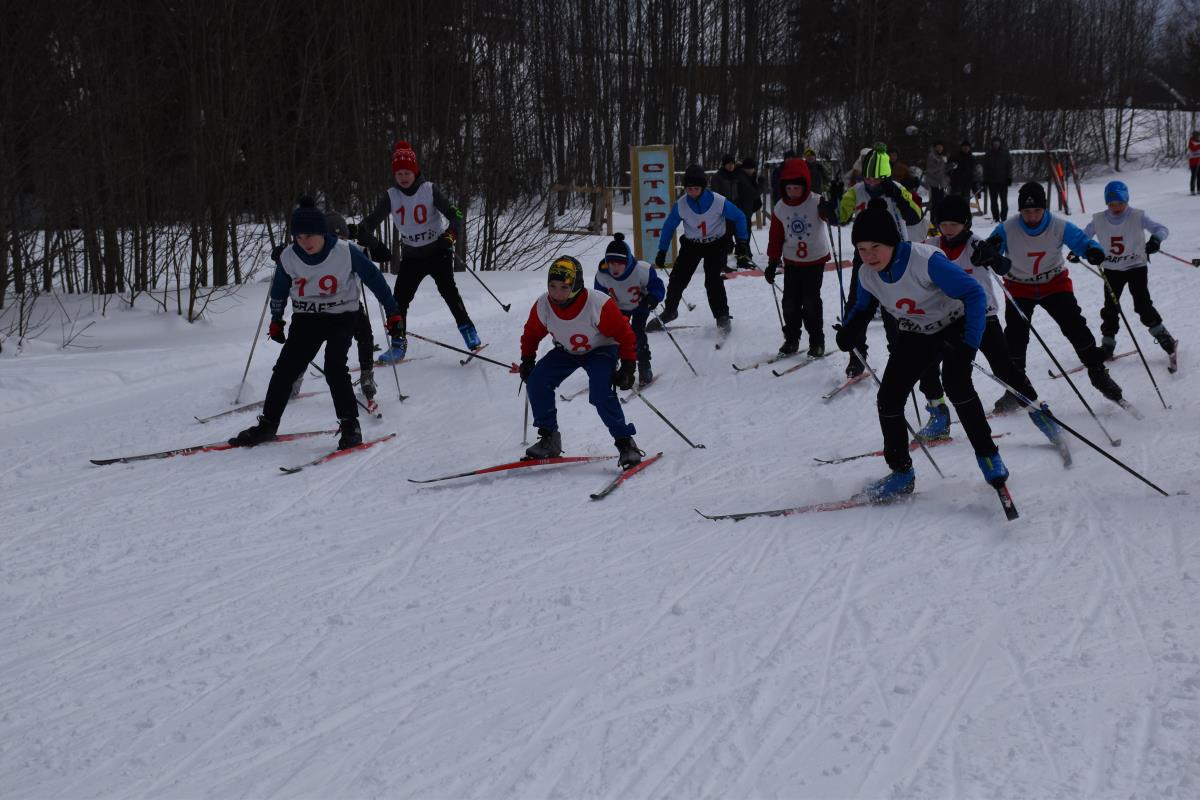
left=828, top=181, right=844, bottom=204
left=270, top=243, right=287, bottom=264
left=346, top=222, right=359, bottom=240
left=1145, top=236, right=1161, bottom=255
left=519, top=355, right=535, bottom=383
left=765, top=260, right=780, bottom=284
left=833, top=322, right=861, bottom=353
left=817, top=198, right=835, bottom=219
left=1085, top=246, right=1106, bottom=266
left=638, top=293, right=659, bottom=312
left=654, top=249, right=667, bottom=268
left=613, top=359, right=636, bottom=391
left=970, top=238, right=1000, bottom=267
left=943, top=337, right=977, bottom=363
left=268, top=319, right=286, bottom=344
left=1066, top=251, right=1081, bottom=264
left=369, top=242, right=392, bottom=263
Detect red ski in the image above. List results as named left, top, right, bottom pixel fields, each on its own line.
left=91, top=430, right=339, bottom=465
left=279, top=433, right=396, bottom=474
left=589, top=452, right=664, bottom=500
left=408, top=454, right=617, bottom=484
left=1048, top=350, right=1135, bottom=379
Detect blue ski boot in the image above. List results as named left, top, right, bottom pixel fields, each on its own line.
left=914, top=402, right=951, bottom=441
left=459, top=322, right=482, bottom=350
left=862, top=468, right=915, bottom=503
left=377, top=336, right=408, bottom=364
left=1027, top=407, right=1061, bottom=444
left=977, top=452, right=1009, bottom=488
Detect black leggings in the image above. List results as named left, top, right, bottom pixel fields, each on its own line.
left=781, top=264, right=825, bottom=343
left=1099, top=266, right=1162, bottom=338
left=393, top=249, right=471, bottom=326
left=664, top=238, right=731, bottom=319
left=919, top=316, right=1038, bottom=405
left=264, top=312, right=359, bottom=422
left=1004, top=289, right=1105, bottom=372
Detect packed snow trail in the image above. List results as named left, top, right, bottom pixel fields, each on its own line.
left=1, top=167, right=1199, bottom=798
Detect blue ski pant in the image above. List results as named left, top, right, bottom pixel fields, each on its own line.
left=527, top=345, right=635, bottom=439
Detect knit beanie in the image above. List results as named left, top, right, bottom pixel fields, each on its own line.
left=937, top=194, right=971, bottom=226
left=391, top=140, right=420, bottom=174
left=1017, top=181, right=1047, bottom=210
left=290, top=197, right=328, bottom=236
left=862, top=145, right=892, bottom=179
left=1103, top=180, right=1130, bottom=205
left=683, top=164, right=708, bottom=187
left=851, top=198, right=901, bottom=247
left=604, top=232, right=630, bottom=261
left=324, top=211, right=349, bottom=239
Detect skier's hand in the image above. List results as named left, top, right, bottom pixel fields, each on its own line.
left=833, top=322, right=858, bottom=353
left=268, top=319, right=286, bottom=344
left=1146, top=235, right=1161, bottom=255
left=654, top=249, right=667, bottom=268
left=1085, top=246, right=1106, bottom=266
left=970, top=238, right=999, bottom=267
left=765, top=260, right=780, bottom=284
left=346, top=222, right=359, bottom=240
left=828, top=180, right=844, bottom=204
left=369, top=242, right=393, bottom=263
left=638, top=293, right=658, bottom=312
left=519, top=354, right=535, bottom=383
left=613, top=359, right=636, bottom=391
left=385, top=314, right=405, bottom=338
left=1065, top=251, right=1081, bottom=263
left=270, top=244, right=287, bottom=264
left=817, top=198, right=835, bottom=219
left=440, top=230, right=457, bottom=247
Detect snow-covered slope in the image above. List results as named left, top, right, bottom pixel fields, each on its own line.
left=2, top=168, right=1198, bottom=798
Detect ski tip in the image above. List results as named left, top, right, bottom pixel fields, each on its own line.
left=194, top=416, right=207, bottom=424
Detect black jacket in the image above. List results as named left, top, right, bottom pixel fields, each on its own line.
left=981, top=142, right=1013, bottom=185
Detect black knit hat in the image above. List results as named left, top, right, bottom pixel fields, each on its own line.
left=1017, top=181, right=1047, bottom=210
left=721, top=153, right=736, bottom=166
left=851, top=198, right=901, bottom=247
left=291, top=197, right=328, bottom=236
left=938, top=194, right=971, bottom=226
left=605, top=232, right=629, bottom=261
left=741, top=156, right=758, bottom=169
left=683, top=164, right=708, bottom=187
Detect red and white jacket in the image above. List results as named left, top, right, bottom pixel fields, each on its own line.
left=520, top=288, right=638, bottom=360
left=1188, top=136, right=1200, bottom=168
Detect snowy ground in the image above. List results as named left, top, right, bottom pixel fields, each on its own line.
left=2, top=167, right=1199, bottom=799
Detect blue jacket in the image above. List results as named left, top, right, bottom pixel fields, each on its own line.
left=656, top=190, right=749, bottom=252
left=593, top=248, right=666, bottom=307
left=270, top=236, right=398, bottom=319
left=844, top=242, right=988, bottom=348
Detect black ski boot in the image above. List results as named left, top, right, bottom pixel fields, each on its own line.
left=845, top=353, right=865, bottom=378
left=524, top=428, right=562, bottom=460
left=229, top=415, right=279, bottom=447
left=716, top=315, right=732, bottom=334
left=1099, top=336, right=1116, bottom=361
left=778, top=337, right=800, bottom=356
left=359, top=368, right=377, bottom=401
left=1087, top=365, right=1124, bottom=402
left=337, top=418, right=362, bottom=450
left=615, top=436, right=644, bottom=469
left=637, top=361, right=654, bottom=387
left=807, top=340, right=825, bottom=358
left=992, top=391, right=1024, bottom=415
left=1150, top=324, right=1177, bottom=355
left=645, top=307, right=677, bottom=332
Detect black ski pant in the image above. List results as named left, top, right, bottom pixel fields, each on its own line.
left=1191, top=164, right=1200, bottom=194
left=393, top=248, right=472, bottom=326
left=264, top=312, right=359, bottom=423
left=1099, top=266, right=1162, bottom=339
left=877, top=320, right=998, bottom=473
left=1004, top=289, right=1105, bottom=372
left=919, top=316, right=1038, bottom=405
left=987, top=183, right=1009, bottom=221
left=621, top=307, right=652, bottom=365
left=353, top=305, right=375, bottom=369
left=663, top=238, right=730, bottom=319
left=780, top=263, right=825, bottom=345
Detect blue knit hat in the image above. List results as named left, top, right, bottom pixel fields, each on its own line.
left=1104, top=180, right=1130, bottom=205
left=291, top=196, right=328, bottom=236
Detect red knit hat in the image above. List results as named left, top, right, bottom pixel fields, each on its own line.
left=391, top=140, right=419, bottom=174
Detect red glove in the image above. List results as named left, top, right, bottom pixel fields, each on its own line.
left=385, top=314, right=405, bottom=338
left=268, top=320, right=286, bottom=344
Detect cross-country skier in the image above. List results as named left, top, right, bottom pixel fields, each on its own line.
left=519, top=256, right=644, bottom=468
left=831, top=144, right=924, bottom=377
left=834, top=197, right=1009, bottom=501
left=971, top=181, right=1126, bottom=412
left=355, top=140, right=480, bottom=362
left=647, top=163, right=752, bottom=335
left=593, top=232, right=665, bottom=387
left=765, top=157, right=833, bottom=357
left=230, top=198, right=404, bottom=450
left=1187, top=131, right=1200, bottom=195
left=913, top=194, right=1061, bottom=446
left=1081, top=181, right=1177, bottom=365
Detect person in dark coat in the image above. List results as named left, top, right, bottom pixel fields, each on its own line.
left=981, top=137, right=1013, bottom=222
left=948, top=140, right=976, bottom=198
left=735, top=156, right=763, bottom=222
left=710, top=154, right=742, bottom=258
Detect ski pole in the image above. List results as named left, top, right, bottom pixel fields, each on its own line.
left=408, top=331, right=518, bottom=372
left=651, top=309, right=699, bottom=377
left=637, top=392, right=705, bottom=448
left=361, top=283, right=406, bottom=403
left=518, top=380, right=529, bottom=444
left=910, top=389, right=923, bottom=428
left=234, top=292, right=271, bottom=405
left=851, top=347, right=945, bottom=478
left=453, top=253, right=511, bottom=312
left=830, top=224, right=847, bottom=318
left=994, top=276, right=1121, bottom=446
left=1157, top=249, right=1200, bottom=268
left=969, top=360, right=1169, bottom=497
left=308, top=362, right=385, bottom=415
left=1080, top=262, right=1169, bottom=410
left=769, top=280, right=784, bottom=330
